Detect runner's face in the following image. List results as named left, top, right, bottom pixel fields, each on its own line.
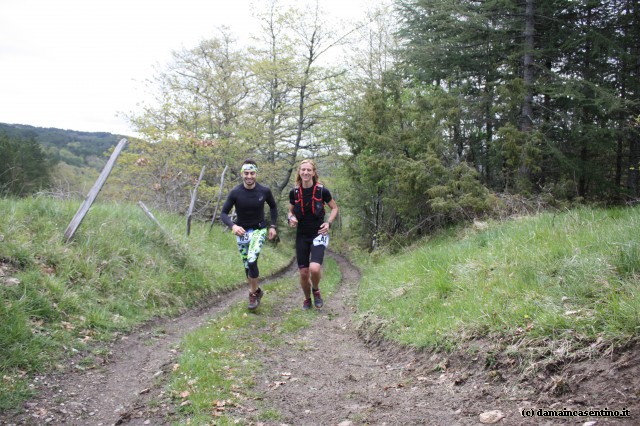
left=299, top=163, right=315, bottom=184
left=242, top=170, right=256, bottom=187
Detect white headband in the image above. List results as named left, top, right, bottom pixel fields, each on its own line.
left=241, top=163, right=258, bottom=172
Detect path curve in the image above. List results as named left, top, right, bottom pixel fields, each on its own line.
left=2, top=253, right=638, bottom=426
left=1, top=260, right=297, bottom=426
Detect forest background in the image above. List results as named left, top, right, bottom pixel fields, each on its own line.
left=1, top=0, right=639, bottom=249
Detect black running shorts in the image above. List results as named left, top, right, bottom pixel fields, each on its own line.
left=295, top=233, right=328, bottom=268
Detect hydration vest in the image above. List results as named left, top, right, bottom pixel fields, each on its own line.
left=293, top=183, right=325, bottom=220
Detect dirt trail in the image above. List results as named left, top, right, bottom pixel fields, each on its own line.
left=227, top=253, right=638, bottom=426
left=1, top=253, right=638, bottom=425
left=0, top=261, right=295, bottom=426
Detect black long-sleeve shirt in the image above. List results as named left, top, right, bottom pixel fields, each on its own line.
left=220, top=183, right=278, bottom=230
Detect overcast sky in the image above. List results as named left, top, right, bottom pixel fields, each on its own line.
left=0, top=0, right=373, bottom=136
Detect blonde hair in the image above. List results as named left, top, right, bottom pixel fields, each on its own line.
left=295, top=159, right=320, bottom=186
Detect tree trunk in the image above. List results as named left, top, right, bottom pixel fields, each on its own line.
left=627, top=135, right=640, bottom=199
left=518, top=0, right=535, bottom=183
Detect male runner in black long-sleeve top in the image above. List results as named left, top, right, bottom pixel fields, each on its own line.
left=220, top=159, right=278, bottom=311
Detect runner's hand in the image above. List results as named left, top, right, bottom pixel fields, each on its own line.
left=232, top=225, right=245, bottom=236
left=320, top=222, right=330, bottom=234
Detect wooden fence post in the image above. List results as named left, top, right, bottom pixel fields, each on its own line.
left=63, top=138, right=128, bottom=243
left=186, top=165, right=206, bottom=236
left=209, top=164, right=229, bottom=232
left=138, top=201, right=186, bottom=257
left=138, top=201, right=172, bottom=241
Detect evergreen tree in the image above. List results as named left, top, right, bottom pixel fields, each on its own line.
left=343, top=71, right=492, bottom=248
left=0, top=132, right=53, bottom=196
left=396, top=0, right=640, bottom=201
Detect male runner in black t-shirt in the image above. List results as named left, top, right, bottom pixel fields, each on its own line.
left=220, top=160, right=278, bottom=311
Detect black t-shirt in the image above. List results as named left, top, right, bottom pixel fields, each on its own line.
left=289, top=185, right=333, bottom=236
left=220, top=183, right=278, bottom=229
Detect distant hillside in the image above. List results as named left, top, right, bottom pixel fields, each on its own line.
left=0, top=123, right=123, bottom=169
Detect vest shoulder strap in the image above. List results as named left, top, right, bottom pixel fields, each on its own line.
left=295, top=184, right=322, bottom=192
left=294, top=184, right=323, bottom=200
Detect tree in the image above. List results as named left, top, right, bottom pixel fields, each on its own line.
left=397, top=0, right=530, bottom=191
left=0, top=132, right=54, bottom=196
left=343, top=72, right=492, bottom=248
left=120, top=30, right=252, bottom=213
left=396, top=0, right=640, bottom=201
left=245, top=0, right=352, bottom=197
left=119, top=2, right=354, bottom=215
left=344, top=1, right=400, bottom=91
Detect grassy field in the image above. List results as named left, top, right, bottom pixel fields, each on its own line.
left=352, top=207, right=640, bottom=355
left=0, top=196, right=291, bottom=410
left=2, top=197, right=639, bottom=416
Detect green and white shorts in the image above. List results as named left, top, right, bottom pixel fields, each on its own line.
left=236, top=228, right=267, bottom=277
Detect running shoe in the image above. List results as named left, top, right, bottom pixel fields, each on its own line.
left=302, top=298, right=312, bottom=310
left=248, top=288, right=264, bottom=311
left=312, top=289, right=323, bottom=308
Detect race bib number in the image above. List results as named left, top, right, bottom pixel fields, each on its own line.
left=236, top=229, right=254, bottom=244
left=313, top=234, right=329, bottom=247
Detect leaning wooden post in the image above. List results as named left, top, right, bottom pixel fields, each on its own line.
left=138, top=201, right=186, bottom=258
left=209, top=164, right=229, bottom=232
left=186, top=165, right=206, bottom=236
left=138, top=201, right=172, bottom=242
left=63, top=138, right=128, bottom=243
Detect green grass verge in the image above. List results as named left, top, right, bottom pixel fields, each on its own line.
left=353, top=206, right=640, bottom=352
left=0, top=196, right=291, bottom=411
